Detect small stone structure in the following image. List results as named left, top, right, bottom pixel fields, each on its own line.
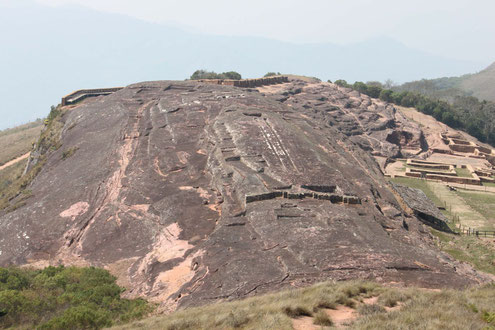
left=61, top=87, right=123, bottom=106
left=245, top=184, right=361, bottom=206
left=197, top=76, right=289, bottom=88
left=403, top=159, right=489, bottom=185
left=438, top=133, right=494, bottom=159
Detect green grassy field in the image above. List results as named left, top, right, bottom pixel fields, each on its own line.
left=430, top=229, right=495, bottom=275
left=456, top=190, right=495, bottom=221
left=0, top=120, right=42, bottom=166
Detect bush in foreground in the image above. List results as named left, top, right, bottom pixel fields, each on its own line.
left=0, top=266, right=152, bottom=329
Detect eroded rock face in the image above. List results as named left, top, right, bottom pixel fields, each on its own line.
left=389, top=183, right=452, bottom=233
left=0, top=79, right=487, bottom=311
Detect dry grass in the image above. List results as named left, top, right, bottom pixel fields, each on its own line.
left=0, top=120, right=42, bottom=166
left=112, top=280, right=495, bottom=330
left=351, top=286, right=495, bottom=329
left=312, top=310, right=333, bottom=326
left=0, top=106, right=66, bottom=212
left=113, top=281, right=379, bottom=330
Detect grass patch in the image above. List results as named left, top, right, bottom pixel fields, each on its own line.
left=456, top=190, right=495, bottom=221
left=313, top=310, right=333, bottom=326
left=114, top=281, right=380, bottom=330
left=0, top=120, right=42, bottom=167
left=455, top=167, right=473, bottom=178
left=61, top=146, right=79, bottom=160
left=0, top=159, right=27, bottom=192
left=0, top=105, right=67, bottom=213
left=377, top=290, right=409, bottom=307
left=114, top=280, right=495, bottom=330
left=0, top=266, right=152, bottom=329
left=388, top=176, right=443, bottom=207
left=430, top=228, right=495, bottom=275
left=351, top=286, right=495, bottom=329
left=357, top=304, right=386, bottom=316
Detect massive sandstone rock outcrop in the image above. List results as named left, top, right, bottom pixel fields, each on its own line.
left=0, top=79, right=487, bottom=311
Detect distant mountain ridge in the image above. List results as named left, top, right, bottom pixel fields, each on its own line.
left=460, top=62, right=495, bottom=102
left=395, top=61, right=495, bottom=102
left=0, top=1, right=486, bottom=129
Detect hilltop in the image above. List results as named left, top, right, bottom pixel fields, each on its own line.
left=0, top=77, right=491, bottom=315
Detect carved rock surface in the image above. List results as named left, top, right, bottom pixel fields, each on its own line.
left=0, top=79, right=487, bottom=310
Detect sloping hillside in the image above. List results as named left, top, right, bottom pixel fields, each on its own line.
left=395, top=61, right=495, bottom=102
left=0, top=78, right=488, bottom=313
left=0, top=120, right=42, bottom=167
left=460, top=62, right=495, bottom=102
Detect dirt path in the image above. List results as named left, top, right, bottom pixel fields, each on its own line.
left=0, top=152, right=30, bottom=171
left=427, top=182, right=490, bottom=230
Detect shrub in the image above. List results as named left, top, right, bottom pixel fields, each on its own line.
left=264, top=72, right=281, bottom=77
left=378, top=290, right=409, bottom=307
left=282, top=305, right=312, bottom=318
left=0, top=266, right=152, bottom=329
left=313, top=310, right=333, bottom=326
left=357, top=304, right=386, bottom=315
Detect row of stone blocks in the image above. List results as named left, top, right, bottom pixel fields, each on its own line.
left=197, top=76, right=289, bottom=88
left=405, top=170, right=482, bottom=185
left=245, top=190, right=361, bottom=204
left=61, top=87, right=124, bottom=106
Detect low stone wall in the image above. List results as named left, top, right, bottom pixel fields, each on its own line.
left=245, top=190, right=360, bottom=205
left=407, top=159, right=452, bottom=170
left=197, top=76, right=289, bottom=88
left=62, top=87, right=123, bottom=106
left=449, top=143, right=476, bottom=153
left=426, top=173, right=481, bottom=185
left=477, top=145, right=493, bottom=155
left=431, top=148, right=452, bottom=154
left=409, top=168, right=456, bottom=176
left=405, top=170, right=481, bottom=185
left=451, top=138, right=471, bottom=145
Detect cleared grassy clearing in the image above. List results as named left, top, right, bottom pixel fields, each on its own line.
left=114, top=280, right=495, bottom=330
left=457, top=190, right=495, bottom=222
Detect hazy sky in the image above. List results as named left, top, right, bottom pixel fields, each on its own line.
left=32, top=0, right=495, bottom=63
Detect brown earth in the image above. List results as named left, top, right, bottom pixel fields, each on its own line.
left=0, top=78, right=489, bottom=312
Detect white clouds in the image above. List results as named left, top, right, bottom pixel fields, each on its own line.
left=32, top=0, right=495, bottom=63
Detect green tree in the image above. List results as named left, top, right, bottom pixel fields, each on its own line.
left=353, top=81, right=368, bottom=94
left=334, top=79, right=349, bottom=87
left=379, top=89, right=394, bottom=102
left=221, top=71, right=242, bottom=80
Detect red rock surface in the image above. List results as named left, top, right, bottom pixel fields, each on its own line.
left=0, top=79, right=488, bottom=311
